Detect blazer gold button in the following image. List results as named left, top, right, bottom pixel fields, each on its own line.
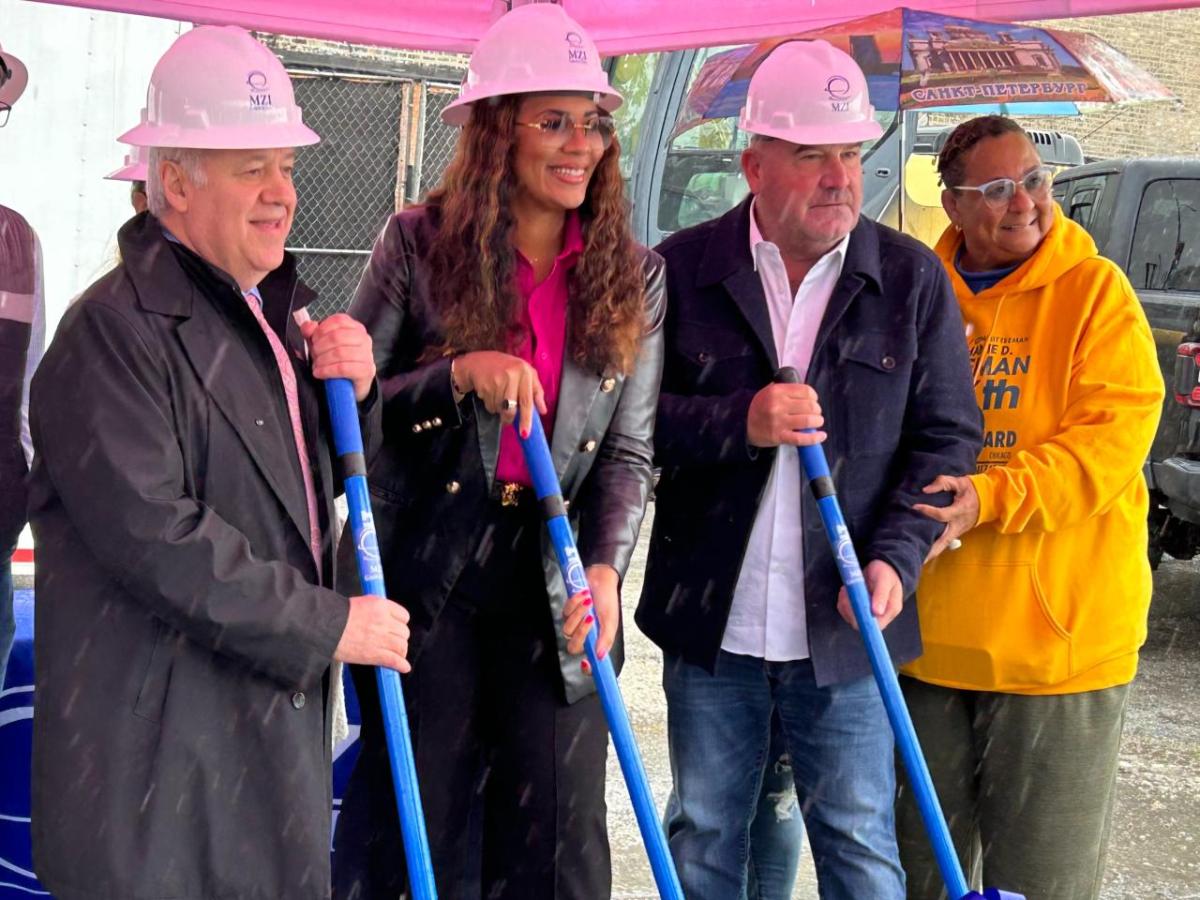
left=254, top=418, right=265, bottom=427
left=432, top=417, right=443, bottom=427
left=580, top=439, right=597, bottom=453
left=601, top=377, right=616, bottom=393
left=412, top=423, right=423, bottom=433
left=421, top=420, right=433, bottom=430
left=446, top=481, right=461, bottom=494
left=881, top=355, right=896, bottom=370
left=291, top=691, right=306, bottom=710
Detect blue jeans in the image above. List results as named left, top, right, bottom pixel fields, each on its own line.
left=0, top=561, right=13, bottom=690
left=747, top=714, right=805, bottom=900
left=663, top=650, right=905, bottom=900
left=664, top=711, right=804, bottom=900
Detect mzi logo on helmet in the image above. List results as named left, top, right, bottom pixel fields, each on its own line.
left=825, top=75, right=851, bottom=112
left=565, top=31, right=588, bottom=65
left=246, top=70, right=273, bottom=110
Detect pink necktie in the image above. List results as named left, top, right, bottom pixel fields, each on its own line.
left=243, top=292, right=323, bottom=578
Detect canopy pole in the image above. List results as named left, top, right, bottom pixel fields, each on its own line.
left=898, top=111, right=906, bottom=235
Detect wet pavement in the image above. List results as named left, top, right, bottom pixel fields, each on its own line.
left=608, top=511, right=1200, bottom=898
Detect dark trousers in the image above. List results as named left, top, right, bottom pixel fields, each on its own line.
left=897, top=676, right=1129, bottom=900
left=332, top=501, right=611, bottom=900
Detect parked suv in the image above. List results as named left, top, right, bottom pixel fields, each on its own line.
left=1053, top=159, right=1200, bottom=567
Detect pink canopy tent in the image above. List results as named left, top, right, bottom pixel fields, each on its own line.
left=29, top=0, right=1199, bottom=54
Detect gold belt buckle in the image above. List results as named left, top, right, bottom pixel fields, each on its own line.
left=500, top=482, right=523, bottom=507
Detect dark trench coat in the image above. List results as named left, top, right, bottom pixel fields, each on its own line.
left=27, top=213, right=378, bottom=900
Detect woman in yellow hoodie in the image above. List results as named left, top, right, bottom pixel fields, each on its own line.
left=896, top=116, right=1163, bottom=900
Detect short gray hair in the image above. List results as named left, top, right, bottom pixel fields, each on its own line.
left=147, top=147, right=208, bottom=217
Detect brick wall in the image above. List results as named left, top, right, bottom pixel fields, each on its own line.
left=1027, top=9, right=1198, bottom=159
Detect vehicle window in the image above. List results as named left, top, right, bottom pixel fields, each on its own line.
left=1052, top=178, right=1071, bottom=207
left=1061, top=174, right=1108, bottom=232
left=656, top=46, right=747, bottom=234
left=1130, top=179, right=1200, bottom=293
left=657, top=45, right=895, bottom=236
left=609, top=52, right=665, bottom=181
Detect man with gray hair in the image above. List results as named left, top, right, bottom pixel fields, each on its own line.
left=29, top=26, right=410, bottom=899
left=637, top=40, right=981, bottom=898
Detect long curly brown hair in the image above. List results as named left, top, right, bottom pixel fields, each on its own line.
left=424, top=94, right=646, bottom=376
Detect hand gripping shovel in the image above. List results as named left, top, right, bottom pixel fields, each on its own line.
left=774, top=366, right=1022, bottom=900
left=326, top=378, right=438, bottom=900
left=515, top=414, right=685, bottom=900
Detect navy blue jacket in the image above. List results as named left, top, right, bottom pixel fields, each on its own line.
left=635, top=197, right=982, bottom=687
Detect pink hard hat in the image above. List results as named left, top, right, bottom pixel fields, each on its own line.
left=105, top=144, right=149, bottom=182
left=739, top=41, right=882, bottom=146
left=119, top=25, right=319, bottom=150
left=0, top=42, right=29, bottom=111
left=442, top=4, right=622, bottom=127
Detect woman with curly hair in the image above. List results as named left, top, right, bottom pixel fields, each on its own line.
left=330, top=6, right=665, bottom=899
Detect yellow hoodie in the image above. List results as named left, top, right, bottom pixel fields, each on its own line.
left=904, top=208, right=1164, bottom=695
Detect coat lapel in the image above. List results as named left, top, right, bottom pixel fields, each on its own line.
left=722, top=267, right=778, bottom=372
left=812, top=218, right=881, bottom=360
left=177, top=299, right=314, bottom=553
left=551, top=356, right=600, bottom=481
left=698, top=197, right=779, bottom=372
left=123, top=214, right=317, bottom=558
left=475, top=396, right=502, bottom=491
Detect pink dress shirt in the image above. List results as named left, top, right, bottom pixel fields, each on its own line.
left=243, top=287, right=323, bottom=576
left=494, top=212, right=584, bottom=486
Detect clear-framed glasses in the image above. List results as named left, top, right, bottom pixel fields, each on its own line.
left=952, top=165, right=1055, bottom=208
left=0, top=102, right=10, bottom=129
left=516, top=113, right=617, bottom=150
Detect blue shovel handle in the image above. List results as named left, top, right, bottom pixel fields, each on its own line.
left=774, top=367, right=1023, bottom=900
left=515, top=414, right=685, bottom=900
left=325, top=378, right=438, bottom=900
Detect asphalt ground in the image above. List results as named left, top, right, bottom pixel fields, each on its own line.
left=608, top=511, right=1200, bottom=899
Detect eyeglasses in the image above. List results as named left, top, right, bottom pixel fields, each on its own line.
left=951, top=165, right=1054, bottom=208
left=516, top=113, right=617, bottom=150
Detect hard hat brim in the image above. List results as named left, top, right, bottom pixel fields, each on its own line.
left=105, top=162, right=150, bottom=182
left=442, top=85, right=623, bottom=127
left=0, top=50, right=29, bottom=108
left=117, top=120, right=321, bottom=150
left=741, top=117, right=885, bottom=147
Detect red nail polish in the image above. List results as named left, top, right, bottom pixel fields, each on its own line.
left=583, top=596, right=593, bottom=607
left=584, top=614, right=594, bottom=625
left=521, top=427, right=529, bottom=439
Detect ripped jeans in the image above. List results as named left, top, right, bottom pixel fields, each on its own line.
left=662, top=651, right=905, bottom=900
left=665, top=710, right=804, bottom=900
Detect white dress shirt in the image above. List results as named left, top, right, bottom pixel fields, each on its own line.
left=720, top=199, right=849, bottom=661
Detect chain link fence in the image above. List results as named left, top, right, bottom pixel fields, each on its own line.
left=282, top=72, right=464, bottom=318
left=419, top=86, right=461, bottom=199
left=288, top=73, right=406, bottom=317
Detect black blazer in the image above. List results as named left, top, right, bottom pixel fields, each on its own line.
left=338, top=205, right=666, bottom=704
left=636, top=197, right=983, bottom=687
left=28, top=213, right=378, bottom=899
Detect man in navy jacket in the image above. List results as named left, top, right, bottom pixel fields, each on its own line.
left=636, top=41, right=981, bottom=900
